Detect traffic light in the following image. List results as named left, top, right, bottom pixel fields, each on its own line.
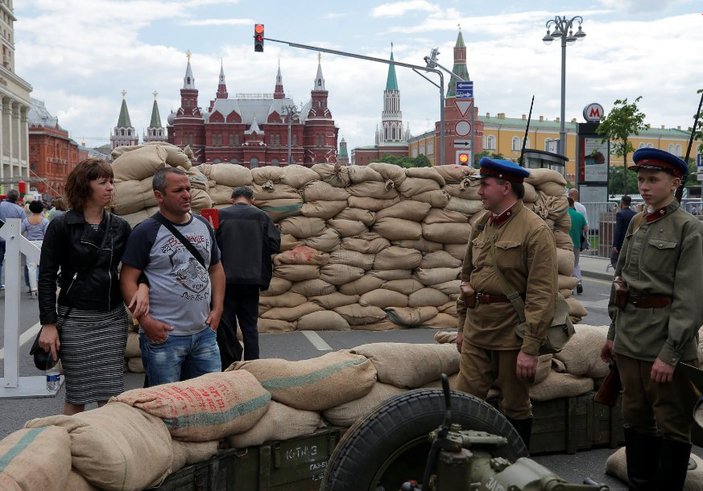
left=254, top=24, right=264, bottom=52
left=457, top=152, right=470, bottom=165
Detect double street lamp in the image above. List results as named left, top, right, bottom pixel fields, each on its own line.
left=542, top=15, right=586, bottom=157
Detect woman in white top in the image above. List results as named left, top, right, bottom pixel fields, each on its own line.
left=22, top=200, right=49, bottom=296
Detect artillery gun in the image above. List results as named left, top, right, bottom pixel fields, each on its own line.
left=321, top=375, right=608, bottom=491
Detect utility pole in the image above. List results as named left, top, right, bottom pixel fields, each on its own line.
left=281, top=104, right=299, bottom=164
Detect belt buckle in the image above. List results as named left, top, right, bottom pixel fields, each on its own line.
left=475, top=293, right=483, bottom=305
left=630, top=296, right=640, bottom=306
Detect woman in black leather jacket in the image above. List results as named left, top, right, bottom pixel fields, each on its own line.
left=38, top=158, right=148, bottom=415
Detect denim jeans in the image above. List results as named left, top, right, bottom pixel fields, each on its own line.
left=139, top=326, right=222, bottom=386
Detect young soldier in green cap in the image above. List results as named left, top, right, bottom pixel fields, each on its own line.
left=601, top=148, right=703, bottom=490
left=456, top=157, right=558, bottom=449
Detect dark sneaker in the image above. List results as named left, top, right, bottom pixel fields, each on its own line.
left=576, top=283, right=583, bottom=294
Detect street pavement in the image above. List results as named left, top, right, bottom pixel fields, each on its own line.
left=0, top=266, right=682, bottom=490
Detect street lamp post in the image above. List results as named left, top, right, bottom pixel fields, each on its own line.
left=542, top=15, right=586, bottom=157
left=281, top=104, right=299, bottom=164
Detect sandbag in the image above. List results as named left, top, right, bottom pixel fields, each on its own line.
left=348, top=165, right=384, bottom=183
left=312, top=163, right=351, bottom=187
left=375, top=200, right=432, bottom=221
left=565, top=297, right=588, bottom=318
left=422, top=222, right=472, bottom=244
left=406, top=167, right=446, bottom=185
left=190, top=188, right=213, bottom=213
left=290, top=279, right=336, bottom=297
left=444, top=243, right=467, bottom=261
left=259, top=291, right=307, bottom=308
left=369, top=269, right=413, bottom=281
left=434, top=165, right=477, bottom=184
left=258, top=318, right=296, bottom=333
left=539, top=181, right=567, bottom=197
left=445, top=197, right=484, bottom=216
left=373, top=217, right=423, bottom=241
left=397, top=177, right=440, bottom=197
left=273, top=245, right=329, bottom=266
left=228, top=401, right=324, bottom=449
left=408, top=288, right=450, bottom=307
left=433, top=279, right=461, bottom=296
left=297, top=310, right=350, bottom=331
left=523, top=182, right=539, bottom=203
left=433, top=330, right=458, bottom=344
left=26, top=402, right=172, bottom=491
left=338, top=276, right=385, bottom=295
left=64, top=470, right=99, bottom=491
left=554, top=324, right=609, bottom=378
left=525, top=168, right=567, bottom=187
left=281, top=165, right=319, bottom=188
left=383, top=278, right=424, bottom=295
left=301, top=200, right=348, bottom=219
left=112, top=178, right=156, bottom=215
left=125, top=331, right=140, bottom=358
left=351, top=342, right=460, bottom=388
left=374, top=246, right=422, bottom=270
left=112, top=145, right=167, bottom=182
left=353, top=319, right=399, bottom=331
left=301, top=180, right=350, bottom=201
left=347, top=181, right=397, bottom=200
left=113, top=371, right=271, bottom=441
left=367, top=162, right=407, bottom=187
left=301, top=228, right=341, bottom=252
left=251, top=166, right=284, bottom=185
left=279, top=216, right=326, bottom=239
left=319, top=263, right=365, bottom=285
left=385, top=306, right=439, bottom=327
left=334, top=304, right=387, bottom=325
left=335, top=207, right=376, bottom=227
left=327, top=218, right=369, bottom=237
left=309, top=292, right=359, bottom=310
left=261, top=302, right=323, bottom=322
left=258, top=199, right=303, bottom=222
left=348, top=195, right=400, bottom=211
left=0, top=426, right=71, bottom=491
left=199, top=163, right=252, bottom=187
left=423, top=208, right=469, bottom=224
left=394, top=238, right=444, bottom=253
left=329, top=249, right=375, bottom=270
left=208, top=184, right=235, bottom=205
left=233, top=351, right=377, bottom=410
left=262, top=277, right=292, bottom=296
left=438, top=300, right=458, bottom=315
left=342, top=234, right=391, bottom=254
left=127, top=356, right=145, bottom=373
left=273, top=264, right=320, bottom=282
left=424, top=313, right=458, bottom=329
left=556, top=248, right=575, bottom=276
left=529, top=372, right=594, bottom=401
left=420, top=251, right=462, bottom=269
left=412, top=189, right=450, bottom=208
left=558, top=274, right=579, bottom=290
left=322, top=383, right=406, bottom=427
left=171, top=440, right=219, bottom=472
left=359, top=289, right=409, bottom=309
left=553, top=230, right=573, bottom=250
left=414, top=267, right=461, bottom=286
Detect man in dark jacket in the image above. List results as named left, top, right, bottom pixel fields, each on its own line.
left=611, top=195, right=637, bottom=268
left=216, top=186, right=280, bottom=366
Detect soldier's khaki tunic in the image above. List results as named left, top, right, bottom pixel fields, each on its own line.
left=608, top=201, right=703, bottom=441
left=456, top=201, right=557, bottom=418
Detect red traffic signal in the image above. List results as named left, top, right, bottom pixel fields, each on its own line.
left=254, top=24, right=264, bottom=52
left=458, top=153, right=470, bottom=165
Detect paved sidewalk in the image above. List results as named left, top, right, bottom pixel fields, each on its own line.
left=579, top=254, right=615, bottom=282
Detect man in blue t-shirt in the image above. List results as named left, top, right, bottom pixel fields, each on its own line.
left=121, top=167, right=225, bottom=385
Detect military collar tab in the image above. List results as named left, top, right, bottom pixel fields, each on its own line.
left=645, top=202, right=678, bottom=224
left=489, top=201, right=522, bottom=227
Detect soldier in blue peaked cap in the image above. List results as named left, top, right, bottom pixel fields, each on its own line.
left=478, top=157, right=531, bottom=183
left=630, top=147, right=688, bottom=178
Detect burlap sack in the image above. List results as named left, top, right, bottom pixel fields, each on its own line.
left=348, top=195, right=400, bottom=211
left=0, top=426, right=71, bottom=491
left=64, top=470, right=100, bottom=491
left=523, top=182, right=539, bottom=203
left=374, top=217, right=423, bottom=241
left=334, top=304, right=387, bottom=325
left=539, top=181, right=567, bottom=197
left=274, top=245, right=330, bottom=266
left=412, top=190, right=450, bottom=208
left=553, top=230, right=573, bottom=251
left=301, top=228, right=341, bottom=252
left=425, top=313, right=458, bottom=329
left=301, top=180, right=351, bottom=201
left=423, top=208, right=469, bottom=224
left=556, top=248, right=575, bottom=276
left=320, top=264, right=365, bottom=285
left=199, top=163, right=252, bottom=187
left=605, top=447, right=703, bottom=490
left=406, top=167, right=446, bottom=185
left=432, top=279, right=461, bottom=296
left=171, top=439, right=220, bottom=472
left=525, top=168, right=567, bottom=187
left=434, top=165, right=477, bottom=184
left=414, top=267, right=461, bottom=286
left=112, top=145, right=168, bottom=182
left=281, top=165, right=320, bottom=188
left=394, top=238, right=444, bottom=253
left=119, top=208, right=155, bottom=228
left=342, top=234, right=391, bottom=254
left=347, top=181, right=398, bottom=199
left=444, top=183, right=479, bottom=200
left=422, top=222, right=472, bottom=244
left=444, top=243, right=467, bottom=261
left=359, top=289, right=409, bottom=308
left=553, top=213, right=572, bottom=233
left=262, top=277, right=292, bottom=296
left=125, top=331, right=140, bottom=358
left=339, top=276, right=385, bottom=295
left=252, top=183, right=300, bottom=203
left=529, top=372, right=594, bottom=401
left=554, top=324, right=609, bottom=378
left=348, top=165, right=384, bottom=183
left=290, top=279, right=336, bottom=297
left=279, top=216, right=326, bottom=239
left=385, top=306, right=439, bottom=327
left=322, top=383, right=407, bottom=427
left=208, top=184, right=234, bottom=205
left=353, top=319, right=399, bottom=331
left=312, top=163, right=351, bottom=187
left=351, top=343, right=459, bottom=388
left=398, top=177, right=440, bottom=197
left=113, top=372, right=271, bottom=442
left=329, top=249, right=375, bottom=270
left=301, top=200, right=348, bottom=219
left=336, top=207, right=377, bottom=227
left=558, top=274, right=579, bottom=290
left=433, top=330, right=458, bottom=344
left=127, top=356, right=145, bottom=373
left=228, top=401, right=324, bottom=449
left=375, top=200, right=432, bottom=221
left=112, top=178, right=157, bottom=215
left=560, top=288, right=573, bottom=298
left=251, top=166, right=284, bottom=185
left=420, top=251, right=462, bottom=269
left=374, top=246, right=422, bottom=270
left=259, top=292, right=307, bottom=308
left=25, top=403, right=172, bottom=490
left=565, top=297, right=588, bottom=318
left=446, top=197, right=484, bottom=216
left=409, top=288, right=450, bottom=307
left=261, top=302, right=323, bottom=322
left=383, top=278, right=424, bottom=295
left=233, top=351, right=377, bottom=410
left=190, top=188, right=213, bottom=213
left=327, top=218, right=369, bottom=237
left=258, top=199, right=304, bottom=222
left=309, top=292, right=359, bottom=309
left=258, top=318, right=296, bottom=333
left=297, top=310, right=350, bottom=331
left=439, top=301, right=458, bottom=315
left=367, top=162, right=407, bottom=187
left=273, top=264, right=320, bottom=282
left=369, top=269, right=413, bottom=281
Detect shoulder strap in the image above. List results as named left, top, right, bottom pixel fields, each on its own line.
left=490, top=241, right=527, bottom=323
left=631, top=212, right=645, bottom=233
left=153, top=213, right=206, bottom=268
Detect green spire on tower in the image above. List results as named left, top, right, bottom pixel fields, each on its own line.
left=116, top=90, right=132, bottom=127
left=385, top=43, right=398, bottom=91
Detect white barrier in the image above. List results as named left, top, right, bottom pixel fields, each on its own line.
left=0, top=218, right=60, bottom=398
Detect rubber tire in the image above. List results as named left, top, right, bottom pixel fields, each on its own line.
left=320, top=388, right=528, bottom=491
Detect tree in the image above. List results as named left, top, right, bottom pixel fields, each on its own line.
left=608, top=165, right=638, bottom=195
left=596, top=96, right=649, bottom=170
left=379, top=154, right=431, bottom=168
left=473, top=150, right=505, bottom=168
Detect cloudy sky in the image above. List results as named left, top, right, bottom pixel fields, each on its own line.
left=14, top=0, right=703, bottom=154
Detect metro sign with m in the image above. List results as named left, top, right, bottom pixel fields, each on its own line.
left=583, top=103, right=604, bottom=122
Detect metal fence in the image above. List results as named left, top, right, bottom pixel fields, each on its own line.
left=581, top=202, right=618, bottom=258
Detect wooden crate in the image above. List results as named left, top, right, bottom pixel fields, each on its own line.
left=530, top=393, right=593, bottom=455
left=592, top=394, right=624, bottom=448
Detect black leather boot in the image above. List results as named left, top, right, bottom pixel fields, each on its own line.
left=658, top=438, right=691, bottom=491
left=506, top=417, right=533, bottom=452
left=624, top=427, right=660, bottom=491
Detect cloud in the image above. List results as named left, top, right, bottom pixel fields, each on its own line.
left=180, top=18, right=254, bottom=26
left=371, top=0, right=437, bottom=18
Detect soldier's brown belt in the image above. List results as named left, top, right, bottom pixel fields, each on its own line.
left=627, top=294, right=672, bottom=309
left=474, top=292, right=511, bottom=305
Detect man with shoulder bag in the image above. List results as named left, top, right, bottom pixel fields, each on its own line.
left=456, top=158, right=559, bottom=450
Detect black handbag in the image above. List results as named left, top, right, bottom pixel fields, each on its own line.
left=29, top=328, right=58, bottom=371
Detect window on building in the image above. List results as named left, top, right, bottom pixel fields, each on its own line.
left=212, top=158, right=221, bottom=163
left=292, top=134, right=297, bottom=146
left=675, top=144, right=682, bottom=156
left=250, top=157, right=259, bottom=168
left=392, top=127, right=396, bottom=140
left=511, top=137, right=521, bottom=151
left=486, top=135, right=496, bottom=150
left=385, top=127, right=388, bottom=141
left=230, top=158, right=239, bottom=164
left=270, top=159, right=280, bottom=166
left=427, top=142, right=433, bottom=153
left=411, top=147, right=418, bottom=158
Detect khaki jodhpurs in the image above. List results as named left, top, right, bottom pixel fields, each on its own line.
left=456, top=340, right=532, bottom=419
left=618, top=354, right=698, bottom=443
